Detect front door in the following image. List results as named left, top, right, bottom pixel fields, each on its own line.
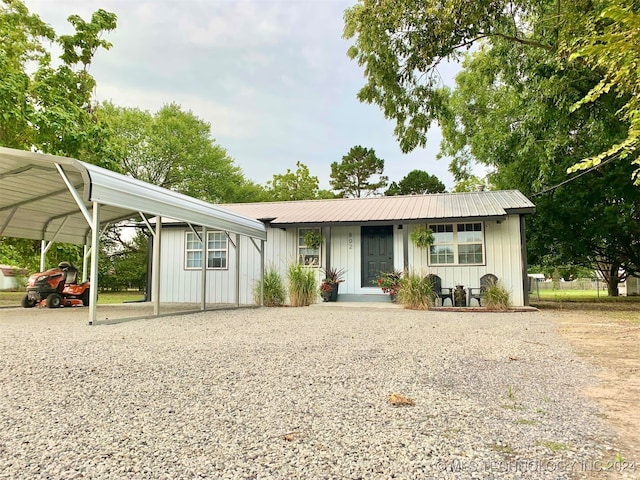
left=361, top=226, right=394, bottom=287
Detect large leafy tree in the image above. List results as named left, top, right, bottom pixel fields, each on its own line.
left=0, top=0, right=117, bottom=164
left=438, top=27, right=637, bottom=295
left=566, top=2, right=640, bottom=182
left=98, top=229, right=149, bottom=292
left=344, top=0, right=640, bottom=182
left=343, top=0, right=558, bottom=153
left=94, top=102, right=267, bottom=289
left=330, top=145, right=388, bottom=197
left=97, top=102, right=265, bottom=204
left=0, top=0, right=116, bottom=273
left=344, top=0, right=640, bottom=295
left=385, top=169, right=445, bottom=195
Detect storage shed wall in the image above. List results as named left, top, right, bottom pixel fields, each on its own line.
left=159, top=228, right=262, bottom=304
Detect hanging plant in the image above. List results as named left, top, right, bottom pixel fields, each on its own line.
left=303, top=229, right=322, bottom=249
left=410, top=226, right=435, bottom=249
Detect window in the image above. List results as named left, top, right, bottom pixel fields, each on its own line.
left=185, top=231, right=228, bottom=269
left=298, top=228, right=321, bottom=266
left=428, top=222, right=484, bottom=265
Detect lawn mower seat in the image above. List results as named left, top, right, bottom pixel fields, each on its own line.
left=59, top=262, right=79, bottom=285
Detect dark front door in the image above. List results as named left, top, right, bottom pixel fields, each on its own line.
left=361, top=226, right=394, bottom=287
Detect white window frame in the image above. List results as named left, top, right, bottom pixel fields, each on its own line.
left=184, top=231, right=228, bottom=270
left=428, top=222, right=485, bottom=266
left=297, top=227, right=321, bottom=267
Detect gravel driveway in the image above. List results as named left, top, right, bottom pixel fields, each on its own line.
left=0, top=305, right=632, bottom=479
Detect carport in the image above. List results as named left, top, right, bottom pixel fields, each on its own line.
left=0, top=147, right=267, bottom=324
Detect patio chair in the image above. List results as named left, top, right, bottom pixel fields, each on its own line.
left=426, top=274, right=454, bottom=306
left=468, top=273, right=498, bottom=307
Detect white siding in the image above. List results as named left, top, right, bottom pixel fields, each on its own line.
left=159, top=228, right=263, bottom=305
left=406, top=216, right=525, bottom=306
left=160, top=216, right=527, bottom=306
left=329, top=226, right=363, bottom=293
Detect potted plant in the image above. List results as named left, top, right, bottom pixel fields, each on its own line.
left=410, top=226, right=435, bottom=249
left=375, top=270, right=403, bottom=302
left=319, top=266, right=345, bottom=302
left=303, top=230, right=323, bottom=249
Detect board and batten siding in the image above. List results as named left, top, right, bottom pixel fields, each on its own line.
left=327, top=225, right=404, bottom=293
left=159, top=215, right=527, bottom=306
left=159, top=228, right=262, bottom=304
left=406, top=216, right=525, bottom=306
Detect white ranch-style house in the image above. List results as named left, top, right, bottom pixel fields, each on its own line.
left=157, top=190, right=535, bottom=307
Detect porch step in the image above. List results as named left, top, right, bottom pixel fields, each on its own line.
left=336, top=294, right=391, bottom=303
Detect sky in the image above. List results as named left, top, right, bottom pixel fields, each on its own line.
left=24, top=0, right=461, bottom=191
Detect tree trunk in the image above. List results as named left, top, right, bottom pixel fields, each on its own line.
left=607, top=264, right=620, bottom=297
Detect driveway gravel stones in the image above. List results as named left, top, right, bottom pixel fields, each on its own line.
left=0, top=306, right=634, bottom=479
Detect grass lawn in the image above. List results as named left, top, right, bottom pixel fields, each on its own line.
left=533, top=288, right=640, bottom=302
left=531, top=289, right=640, bottom=324
left=0, top=291, right=145, bottom=307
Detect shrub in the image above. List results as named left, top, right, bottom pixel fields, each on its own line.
left=287, top=262, right=317, bottom=306
left=254, top=268, right=286, bottom=306
left=396, top=271, right=433, bottom=310
left=484, top=282, right=511, bottom=310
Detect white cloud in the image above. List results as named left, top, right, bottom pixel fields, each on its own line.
left=95, top=83, right=261, bottom=139
left=22, top=0, right=459, bottom=190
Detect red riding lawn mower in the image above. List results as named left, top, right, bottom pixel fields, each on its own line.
left=21, top=262, right=91, bottom=308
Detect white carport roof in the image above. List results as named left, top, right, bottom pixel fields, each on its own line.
left=0, top=147, right=267, bottom=324
left=0, top=147, right=266, bottom=244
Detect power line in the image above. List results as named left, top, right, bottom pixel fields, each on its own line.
left=530, top=154, right=621, bottom=198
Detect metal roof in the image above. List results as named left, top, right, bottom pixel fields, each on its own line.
left=0, top=147, right=266, bottom=244
left=220, top=190, right=535, bottom=226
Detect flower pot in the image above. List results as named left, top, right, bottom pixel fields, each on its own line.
left=321, top=282, right=339, bottom=302
left=389, top=292, right=398, bottom=303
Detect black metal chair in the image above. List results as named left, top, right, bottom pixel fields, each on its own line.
left=468, top=273, right=498, bottom=306
left=426, top=274, right=454, bottom=306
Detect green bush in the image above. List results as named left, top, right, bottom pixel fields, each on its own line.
left=397, top=271, right=433, bottom=310
left=287, top=262, right=317, bottom=307
left=254, top=268, right=286, bottom=306
left=484, top=282, right=511, bottom=310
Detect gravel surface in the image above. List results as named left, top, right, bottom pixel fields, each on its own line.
left=0, top=306, right=633, bottom=479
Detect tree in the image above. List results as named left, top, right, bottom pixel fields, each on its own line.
left=98, top=228, right=149, bottom=292
left=0, top=0, right=117, bottom=165
left=330, top=146, right=388, bottom=197
left=0, top=1, right=116, bottom=274
left=385, top=169, right=445, bottom=195
left=566, top=2, right=640, bottom=183
left=266, top=161, right=322, bottom=201
left=344, top=0, right=640, bottom=183
left=438, top=26, right=638, bottom=296
left=0, top=238, right=82, bottom=274
left=343, top=0, right=559, bottom=153
left=97, top=102, right=264, bottom=203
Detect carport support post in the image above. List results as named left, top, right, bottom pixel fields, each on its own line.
left=152, top=217, right=162, bottom=316
left=201, top=226, right=207, bottom=311
left=82, top=244, right=89, bottom=283
left=235, top=233, right=240, bottom=307
left=40, top=240, right=46, bottom=272
left=88, top=202, right=100, bottom=325
left=260, top=239, right=264, bottom=306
